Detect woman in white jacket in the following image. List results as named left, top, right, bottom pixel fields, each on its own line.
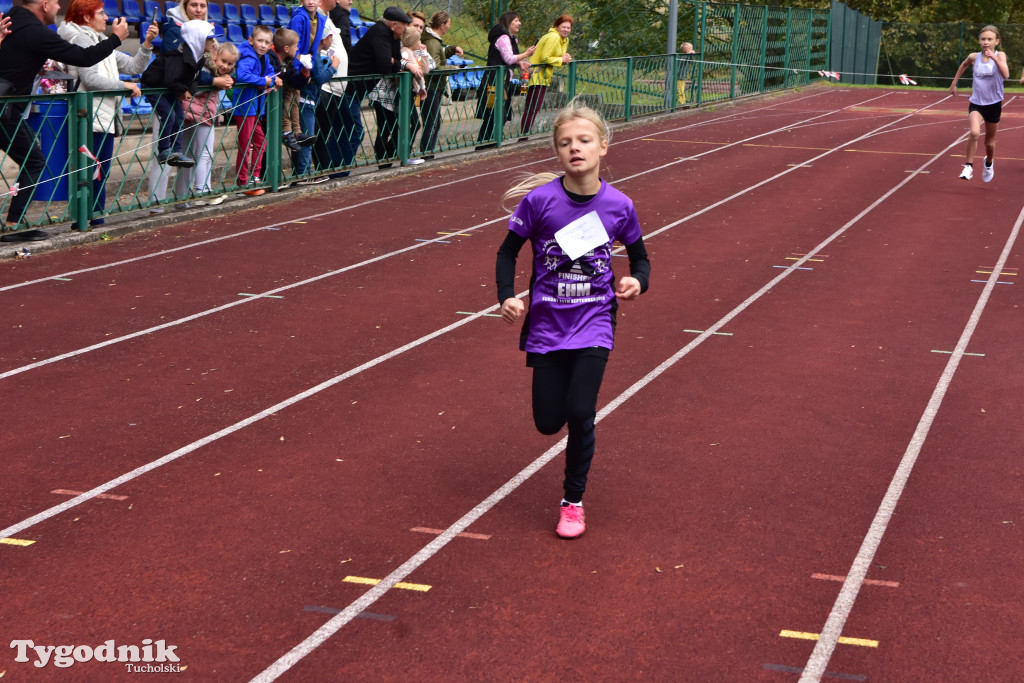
left=58, top=0, right=158, bottom=226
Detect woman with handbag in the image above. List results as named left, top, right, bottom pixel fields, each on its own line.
left=57, top=0, right=159, bottom=225
left=475, top=11, right=535, bottom=148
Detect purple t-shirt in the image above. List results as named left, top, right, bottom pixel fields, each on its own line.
left=509, top=177, right=643, bottom=354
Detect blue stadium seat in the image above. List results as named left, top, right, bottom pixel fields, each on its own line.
left=258, top=4, right=274, bottom=26
left=356, top=24, right=368, bottom=39
left=349, top=26, right=357, bottom=45
left=239, top=3, right=257, bottom=27
left=102, top=0, right=118, bottom=22
left=225, top=22, right=243, bottom=42
left=143, top=0, right=163, bottom=23
left=275, top=4, right=289, bottom=26
left=122, top=0, right=142, bottom=25
left=206, top=1, right=223, bottom=24
left=164, top=1, right=175, bottom=13
left=0, top=0, right=13, bottom=13
left=222, top=2, right=239, bottom=25
left=122, top=95, right=153, bottom=116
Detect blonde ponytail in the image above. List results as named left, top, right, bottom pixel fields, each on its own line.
left=501, top=172, right=559, bottom=212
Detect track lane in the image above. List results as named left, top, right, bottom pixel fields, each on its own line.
left=2, top=88, right=1021, bottom=682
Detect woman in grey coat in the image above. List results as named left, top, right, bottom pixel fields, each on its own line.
left=58, top=0, right=158, bottom=225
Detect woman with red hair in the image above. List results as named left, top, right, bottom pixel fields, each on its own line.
left=58, top=0, right=158, bottom=225
left=521, top=14, right=573, bottom=137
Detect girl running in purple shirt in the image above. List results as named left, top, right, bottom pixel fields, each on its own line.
left=495, top=100, right=651, bottom=539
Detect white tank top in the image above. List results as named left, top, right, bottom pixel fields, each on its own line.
left=970, top=51, right=1004, bottom=106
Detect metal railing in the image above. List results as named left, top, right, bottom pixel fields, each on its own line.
left=1, top=41, right=828, bottom=236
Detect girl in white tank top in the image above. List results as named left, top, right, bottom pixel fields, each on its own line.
left=948, top=25, right=1009, bottom=182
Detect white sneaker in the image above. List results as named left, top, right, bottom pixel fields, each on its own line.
left=982, top=159, right=994, bottom=182
left=207, top=195, right=227, bottom=206
left=404, top=158, right=424, bottom=165
left=959, top=164, right=973, bottom=180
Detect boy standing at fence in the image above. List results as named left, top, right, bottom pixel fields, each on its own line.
left=294, top=29, right=338, bottom=182
left=232, top=24, right=281, bottom=195
left=271, top=28, right=315, bottom=152
left=288, top=0, right=326, bottom=170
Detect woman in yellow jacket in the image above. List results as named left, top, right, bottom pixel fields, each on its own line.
left=521, top=14, right=573, bottom=136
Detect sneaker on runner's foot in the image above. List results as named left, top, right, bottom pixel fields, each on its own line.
left=556, top=503, right=585, bottom=539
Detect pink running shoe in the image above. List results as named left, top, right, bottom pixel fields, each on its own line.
left=556, top=503, right=586, bottom=539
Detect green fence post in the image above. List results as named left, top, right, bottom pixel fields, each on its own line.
left=758, top=7, right=768, bottom=93
left=786, top=7, right=794, bottom=87
left=567, top=60, right=577, bottom=101
left=696, top=0, right=706, bottom=106
left=668, top=54, right=678, bottom=112
left=804, top=10, right=813, bottom=85
left=71, top=91, right=89, bottom=232
left=266, top=85, right=282, bottom=190
left=494, top=66, right=505, bottom=146
left=824, top=9, right=832, bottom=77
left=625, top=57, right=633, bottom=121
left=398, top=70, right=411, bottom=164
left=730, top=4, right=739, bottom=98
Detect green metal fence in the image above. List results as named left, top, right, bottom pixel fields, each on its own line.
left=878, top=22, right=1024, bottom=87
left=1, top=0, right=830, bottom=237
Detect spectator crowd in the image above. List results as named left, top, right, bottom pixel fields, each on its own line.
left=0, top=1, right=585, bottom=240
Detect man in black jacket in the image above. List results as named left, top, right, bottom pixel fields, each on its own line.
left=348, top=6, right=414, bottom=166
left=347, top=5, right=408, bottom=102
left=0, top=0, right=129, bottom=240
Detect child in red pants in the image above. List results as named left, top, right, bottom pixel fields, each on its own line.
left=230, top=25, right=281, bottom=194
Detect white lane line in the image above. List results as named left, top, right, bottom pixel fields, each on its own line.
left=0, top=94, right=883, bottom=382
left=0, top=220, right=497, bottom=381
left=0, top=90, right=836, bottom=294
left=798, top=206, right=1024, bottom=683
left=639, top=96, right=954, bottom=242
left=248, top=107, right=965, bottom=683
left=0, top=305, right=500, bottom=541
left=0, top=94, right=941, bottom=538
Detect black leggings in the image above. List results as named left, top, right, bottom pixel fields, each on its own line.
left=531, top=350, right=608, bottom=503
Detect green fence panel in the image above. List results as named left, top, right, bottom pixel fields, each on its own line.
left=1, top=0, right=834, bottom=240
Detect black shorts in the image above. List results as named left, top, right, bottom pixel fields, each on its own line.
left=969, top=101, right=1002, bottom=124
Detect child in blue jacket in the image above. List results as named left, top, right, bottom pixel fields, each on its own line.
left=288, top=0, right=329, bottom=179
left=293, top=33, right=338, bottom=181
left=231, top=24, right=281, bottom=193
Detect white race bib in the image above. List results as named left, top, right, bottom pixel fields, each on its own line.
left=553, top=211, right=609, bottom=261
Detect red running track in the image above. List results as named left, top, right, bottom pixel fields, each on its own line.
left=1, top=85, right=1022, bottom=681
